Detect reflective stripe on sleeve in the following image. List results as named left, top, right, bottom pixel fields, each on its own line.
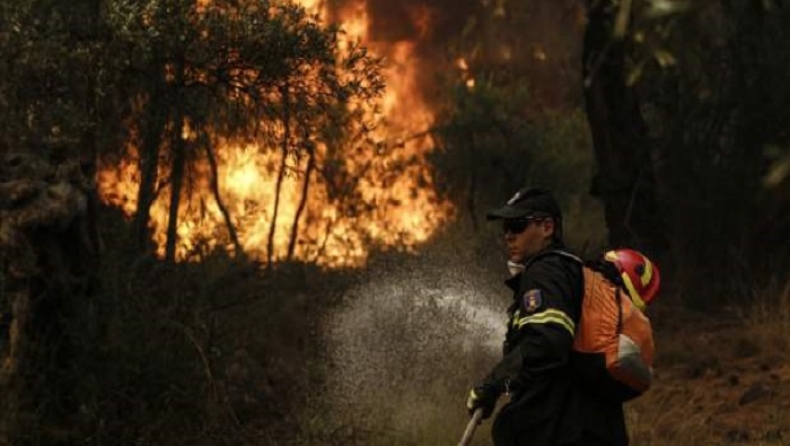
left=514, top=308, right=575, bottom=336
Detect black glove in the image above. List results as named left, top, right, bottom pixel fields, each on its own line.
left=465, top=380, right=503, bottom=419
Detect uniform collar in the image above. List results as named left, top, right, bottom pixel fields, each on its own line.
left=504, top=242, right=566, bottom=291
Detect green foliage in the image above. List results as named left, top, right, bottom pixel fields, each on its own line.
left=103, top=0, right=383, bottom=135
left=624, top=0, right=790, bottom=303
left=568, top=0, right=790, bottom=305
left=763, top=145, right=790, bottom=188
left=433, top=73, right=535, bottom=206
left=0, top=0, right=99, bottom=153
left=431, top=70, right=606, bottom=256
left=426, top=0, right=608, bottom=257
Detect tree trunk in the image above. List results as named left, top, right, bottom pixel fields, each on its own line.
left=288, top=143, right=314, bottom=261
left=268, top=83, right=291, bottom=267
left=0, top=156, right=97, bottom=444
left=582, top=0, right=667, bottom=257
left=203, top=131, right=244, bottom=259
left=165, top=59, right=187, bottom=263
left=134, top=72, right=167, bottom=252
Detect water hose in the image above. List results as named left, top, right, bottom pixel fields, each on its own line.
left=457, top=408, right=483, bottom=446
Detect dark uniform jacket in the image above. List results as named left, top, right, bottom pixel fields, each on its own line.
left=485, top=244, right=628, bottom=446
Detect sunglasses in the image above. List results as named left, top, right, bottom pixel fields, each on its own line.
left=502, top=217, right=546, bottom=235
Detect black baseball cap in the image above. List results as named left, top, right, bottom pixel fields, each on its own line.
left=486, top=186, right=562, bottom=221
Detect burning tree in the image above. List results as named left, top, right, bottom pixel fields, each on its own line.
left=0, top=0, right=453, bottom=442
left=97, top=0, right=452, bottom=267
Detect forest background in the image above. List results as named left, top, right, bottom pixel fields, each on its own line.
left=2, top=0, right=790, bottom=445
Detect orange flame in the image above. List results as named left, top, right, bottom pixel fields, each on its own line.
left=97, top=0, right=452, bottom=267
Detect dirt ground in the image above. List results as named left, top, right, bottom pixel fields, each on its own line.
left=627, top=303, right=790, bottom=445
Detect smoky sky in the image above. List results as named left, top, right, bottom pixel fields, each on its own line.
left=327, top=0, right=480, bottom=46
left=324, top=0, right=585, bottom=109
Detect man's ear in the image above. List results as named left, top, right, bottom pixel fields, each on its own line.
left=541, top=218, right=555, bottom=239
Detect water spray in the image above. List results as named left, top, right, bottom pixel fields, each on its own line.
left=320, top=252, right=506, bottom=443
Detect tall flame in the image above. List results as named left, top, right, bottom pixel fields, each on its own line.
left=97, top=0, right=452, bottom=267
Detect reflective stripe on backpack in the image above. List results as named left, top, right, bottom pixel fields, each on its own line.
left=574, top=268, right=654, bottom=398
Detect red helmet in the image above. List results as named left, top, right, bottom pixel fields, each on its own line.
left=603, top=249, right=661, bottom=310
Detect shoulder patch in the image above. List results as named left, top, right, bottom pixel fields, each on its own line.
left=522, top=289, right=543, bottom=313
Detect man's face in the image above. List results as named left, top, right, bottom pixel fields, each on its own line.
left=503, top=217, right=555, bottom=263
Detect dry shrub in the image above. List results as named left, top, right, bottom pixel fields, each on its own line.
left=8, top=230, right=358, bottom=446
left=745, top=279, right=790, bottom=350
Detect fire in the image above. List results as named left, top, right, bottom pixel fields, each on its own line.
left=334, top=1, right=369, bottom=39
left=456, top=57, right=475, bottom=89
left=97, top=0, right=452, bottom=267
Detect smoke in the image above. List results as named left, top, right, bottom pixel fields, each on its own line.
left=363, top=0, right=478, bottom=45
left=327, top=0, right=479, bottom=45
left=323, top=0, right=586, bottom=109
left=322, top=0, right=480, bottom=106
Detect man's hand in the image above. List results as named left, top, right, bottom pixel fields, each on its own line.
left=465, top=381, right=502, bottom=419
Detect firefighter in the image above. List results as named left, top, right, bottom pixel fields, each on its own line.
left=466, top=186, right=628, bottom=446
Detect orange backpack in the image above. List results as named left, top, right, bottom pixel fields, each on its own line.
left=544, top=251, right=655, bottom=401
